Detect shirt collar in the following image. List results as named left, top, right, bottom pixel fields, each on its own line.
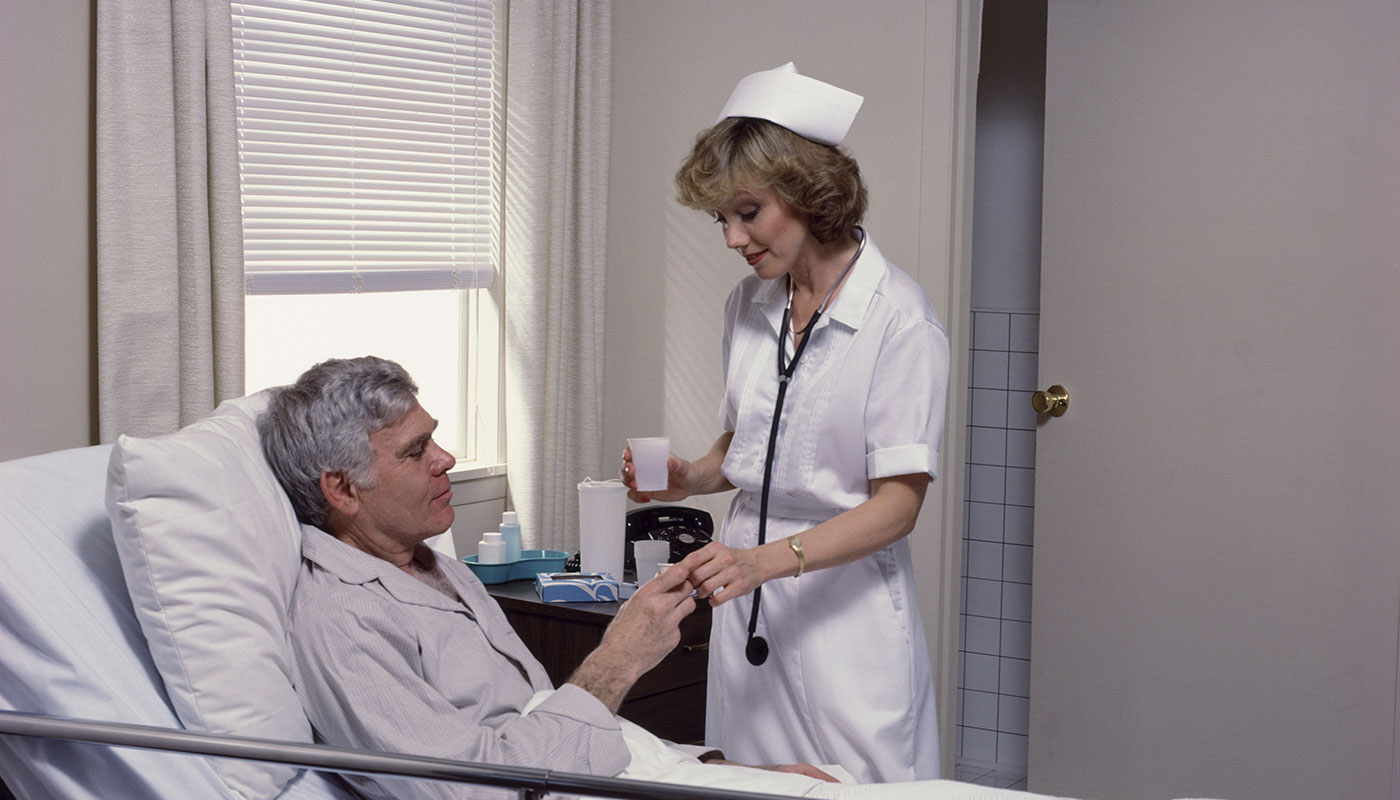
left=750, top=229, right=881, bottom=335
left=300, top=523, right=470, bottom=613
left=823, top=230, right=881, bottom=329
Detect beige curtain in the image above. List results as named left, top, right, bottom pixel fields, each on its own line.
left=504, top=0, right=611, bottom=552
left=96, top=0, right=244, bottom=442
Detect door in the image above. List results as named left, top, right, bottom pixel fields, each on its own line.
left=1027, top=3, right=1400, bottom=800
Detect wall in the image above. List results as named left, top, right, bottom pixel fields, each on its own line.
left=607, top=0, right=978, bottom=776
left=0, top=0, right=96, bottom=461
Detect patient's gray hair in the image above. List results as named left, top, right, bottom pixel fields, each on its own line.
left=258, top=356, right=419, bottom=529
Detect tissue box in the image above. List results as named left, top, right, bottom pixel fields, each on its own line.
left=535, top=572, right=621, bottom=603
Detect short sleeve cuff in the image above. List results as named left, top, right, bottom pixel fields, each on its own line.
left=867, top=443, right=936, bottom=480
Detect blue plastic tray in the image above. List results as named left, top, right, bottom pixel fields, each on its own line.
left=462, top=549, right=570, bottom=584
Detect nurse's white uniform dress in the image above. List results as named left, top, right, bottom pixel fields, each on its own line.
left=706, top=232, right=950, bottom=783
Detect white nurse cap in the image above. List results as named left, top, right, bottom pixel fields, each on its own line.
left=716, top=62, right=864, bottom=146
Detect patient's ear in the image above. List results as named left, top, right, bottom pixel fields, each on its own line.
left=320, top=471, right=359, bottom=516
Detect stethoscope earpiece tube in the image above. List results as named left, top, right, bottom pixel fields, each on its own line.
left=744, top=229, right=866, bottom=668
left=745, top=347, right=794, bottom=668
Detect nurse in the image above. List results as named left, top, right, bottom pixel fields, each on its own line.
left=621, top=64, right=949, bottom=783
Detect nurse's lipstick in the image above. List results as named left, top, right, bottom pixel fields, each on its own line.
left=745, top=250, right=766, bottom=267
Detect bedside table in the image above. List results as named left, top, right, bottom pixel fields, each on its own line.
left=486, top=580, right=711, bottom=744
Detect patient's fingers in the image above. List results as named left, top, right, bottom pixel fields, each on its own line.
left=603, top=578, right=693, bottom=673
left=649, top=561, right=691, bottom=595
left=665, top=591, right=697, bottom=627
left=636, top=568, right=696, bottom=624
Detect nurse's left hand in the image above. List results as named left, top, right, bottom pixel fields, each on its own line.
left=677, top=541, right=767, bottom=606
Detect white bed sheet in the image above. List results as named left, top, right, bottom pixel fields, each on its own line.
left=524, top=691, right=1070, bottom=800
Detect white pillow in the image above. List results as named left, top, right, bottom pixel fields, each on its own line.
left=106, top=391, right=309, bottom=800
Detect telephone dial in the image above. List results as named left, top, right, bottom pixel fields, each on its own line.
left=624, top=505, right=713, bottom=571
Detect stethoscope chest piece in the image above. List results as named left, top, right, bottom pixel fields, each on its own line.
left=745, top=633, right=770, bottom=666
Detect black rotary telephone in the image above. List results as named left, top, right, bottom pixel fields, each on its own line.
left=623, top=505, right=713, bottom=571
left=563, top=505, right=713, bottom=575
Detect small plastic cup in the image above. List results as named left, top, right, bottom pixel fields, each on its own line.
left=628, top=436, right=671, bottom=492
left=633, top=540, right=671, bottom=583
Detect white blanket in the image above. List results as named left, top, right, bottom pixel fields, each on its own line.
left=525, top=692, right=1066, bottom=800
left=614, top=714, right=1227, bottom=800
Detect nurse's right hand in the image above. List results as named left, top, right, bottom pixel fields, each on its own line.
left=620, top=445, right=692, bottom=503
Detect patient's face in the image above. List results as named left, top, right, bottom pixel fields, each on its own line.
left=354, top=401, right=456, bottom=545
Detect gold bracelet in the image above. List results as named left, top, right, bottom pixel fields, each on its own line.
left=787, top=535, right=805, bottom=577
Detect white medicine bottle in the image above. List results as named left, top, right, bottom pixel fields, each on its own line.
left=499, top=511, right=522, bottom=562
left=477, top=531, right=507, bottom=564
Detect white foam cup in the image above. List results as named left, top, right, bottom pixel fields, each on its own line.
left=628, top=436, right=671, bottom=492
left=633, top=540, right=672, bottom=583
left=577, top=478, right=627, bottom=581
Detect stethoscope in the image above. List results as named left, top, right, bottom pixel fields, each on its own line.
left=745, top=227, right=866, bottom=667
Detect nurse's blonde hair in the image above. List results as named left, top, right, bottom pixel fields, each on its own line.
left=674, top=117, right=867, bottom=245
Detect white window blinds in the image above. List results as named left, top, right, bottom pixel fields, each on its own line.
left=232, top=0, right=499, bottom=294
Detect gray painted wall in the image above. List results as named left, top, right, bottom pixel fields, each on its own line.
left=0, top=0, right=95, bottom=461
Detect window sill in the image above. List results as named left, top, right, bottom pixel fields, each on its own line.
left=447, top=461, right=507, bottom=507
left=449, top=460, right=507, bottom=483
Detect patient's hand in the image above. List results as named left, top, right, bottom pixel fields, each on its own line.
left=566, top=565, right=696, bottom=712
left=703, top=759, right=840, bottom=783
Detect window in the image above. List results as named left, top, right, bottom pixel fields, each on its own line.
left=232, top=0, right=503, bottom=466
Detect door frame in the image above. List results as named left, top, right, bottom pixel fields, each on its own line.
left=914, top=0, right=982, bottom=779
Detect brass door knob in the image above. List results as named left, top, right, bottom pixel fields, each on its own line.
left=1032, top=384, right=1070, bottom=417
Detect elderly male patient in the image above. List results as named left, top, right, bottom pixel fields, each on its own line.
left=258, top=356, right=837, bottom=799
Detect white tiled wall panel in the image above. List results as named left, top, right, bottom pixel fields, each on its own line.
left=958, top=310, right=1038, bottom=772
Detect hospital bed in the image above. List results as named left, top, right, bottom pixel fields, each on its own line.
left=0, top=394, right=1103, bottom=800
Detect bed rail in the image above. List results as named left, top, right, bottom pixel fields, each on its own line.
left=0, top=710, right=798, bottom=800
